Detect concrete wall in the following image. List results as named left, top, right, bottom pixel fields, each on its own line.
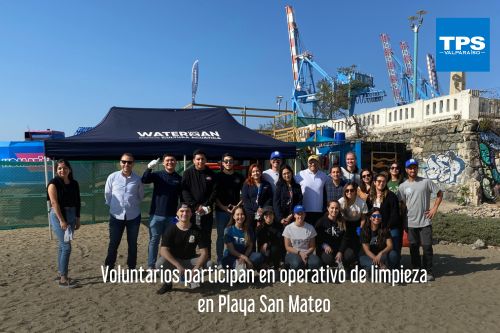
left=296, top=89, right=500, bottom=204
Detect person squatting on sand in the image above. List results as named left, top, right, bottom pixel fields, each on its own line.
left=47, top=159, right=81, bottom=288
left=314, top=200, right=356, bottom=269
left=283, top=205, right=322, bottom=270
left=156, top=202, right=209, bottom=294
left=256, top=206, right=285, bottom=269
left=104, top=153, right=144, bottom=270
left=359, top=208, right=399, bottom=271
left=221, top=206, right=264, bottom=269
left=142, top=153, right=182, bottom=270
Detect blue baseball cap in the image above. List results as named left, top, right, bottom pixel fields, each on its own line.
left=405, top=158, right=418, bottom=168
left=293, top=205, right=305, bottom=214
left=270, top=151, right=282, bottom=160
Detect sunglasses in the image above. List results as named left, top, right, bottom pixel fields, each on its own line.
left=120, top=160, right=133, bottom=165
left=390, top=166, right=399, bottom=170
left=371, top=214, right=382, bottom=219
left=362, top=174, right=372, bottom=178
left=223, top=159, right=234, bottom=163
left=345, top=188, right=356, bottom=193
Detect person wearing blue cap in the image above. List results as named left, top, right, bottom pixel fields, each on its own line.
left=398, top=158, right=443, bottom=281
left=263, top=151, right=282, bottom=193
left=282, top=205, right=321, bottom=270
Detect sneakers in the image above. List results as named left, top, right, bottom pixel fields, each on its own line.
left=157, top=283, right=173, bottom=295
left=58, top=279, right=78, bottom=289
left=426, top=272, right=435, bottom=282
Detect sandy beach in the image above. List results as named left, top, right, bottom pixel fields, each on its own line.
left=1, top=222, right=499, bottom=333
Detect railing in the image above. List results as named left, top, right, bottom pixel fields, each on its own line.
left=290, top=89, right=487, bottom=141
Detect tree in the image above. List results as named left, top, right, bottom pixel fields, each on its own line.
left=315, top=65, right=371, bottom=139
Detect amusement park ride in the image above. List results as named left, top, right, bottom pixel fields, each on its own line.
left=285, top=5, right=385, bottom=117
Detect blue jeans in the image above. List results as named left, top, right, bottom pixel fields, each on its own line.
left=359, top=250, right=399, bottom=270
left=390, top=228, right=402, bottom=265
left=221, top=252, right=264, bottom=269
left=285, top=253, right=322, bottom=270
left=104, top=214, right=141, bottom=269
left=215, top=211, right=231, bottom=263
left=50, top=207, right=76, bottom=276
left=148, top=215, right=174, bottom=268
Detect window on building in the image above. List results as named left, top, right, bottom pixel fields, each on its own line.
left=377, top=115, right=380, bottom=124
left=454, top=99, right=458, bottom=110
left=433, top=102, right=436, bottom=114
left=426, top=104, right=430, bottom=115
left=411, top=108, right=414, bottom=118
left=389, top=113, right=392, bottom=122
left=446, top=99, right=450, bottom=112
left=405, top=108, right=408, bottom=119
left=439, top=100, right=443, bottom=113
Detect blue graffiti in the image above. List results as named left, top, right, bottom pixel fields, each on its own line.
left=424, top=151, right=465, bottom=184
left=479, top=131, right=500, bottom=201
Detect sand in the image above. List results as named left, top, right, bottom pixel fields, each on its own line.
left=1, top=222, right=500, bottom=333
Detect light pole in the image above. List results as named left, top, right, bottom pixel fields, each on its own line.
left=275, top=96, right=283, bottom=129
left=409, top=10, right=427, bottom=103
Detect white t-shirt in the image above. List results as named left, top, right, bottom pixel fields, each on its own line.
left=282, top=222, right=317, bottom=251
left=262, top=169, right=279, bottom=192
left=338, top=196, right=368, bottom=221
left=294, top=169, right=328, bottom=212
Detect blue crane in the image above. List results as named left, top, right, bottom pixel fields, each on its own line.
left=286, top=5, right=385, bottom=117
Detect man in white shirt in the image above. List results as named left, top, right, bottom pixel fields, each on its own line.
left=262, top=151, right=282, bottom=193
left=294, top=155, right=328, bottom=224
left=104, top=153, right=144, bottom=269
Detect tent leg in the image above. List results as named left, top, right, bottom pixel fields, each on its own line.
left=183, top=155, right=186, bottom=172
left=44, top=157, right=52, bottom=240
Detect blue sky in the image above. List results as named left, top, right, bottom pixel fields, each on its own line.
left=0, top=0, right=498, bottom=140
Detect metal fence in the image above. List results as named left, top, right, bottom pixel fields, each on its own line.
left=0, top=160, right=160, bottom=230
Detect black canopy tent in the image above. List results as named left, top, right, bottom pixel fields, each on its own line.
left=44, top=107, right=296, bottom=160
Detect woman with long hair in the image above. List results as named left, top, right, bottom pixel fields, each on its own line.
left=359, top=208, right=398, bottom=270
left=221, top=206, right=264, bottom=269
left=369, top=173, right=402, bottom=261
left=387, top=162, right=403, bottom=194
left=242, top=163, right=273, bottom=233
left=338, top=182, right=368, bottom=257
left=315, top=200, right=356, bottom=268
left=47, top=159, right=81, bottom=288
left=358, top=168, right=373, bottom=201
left=273, top=164, right=303, bottom=226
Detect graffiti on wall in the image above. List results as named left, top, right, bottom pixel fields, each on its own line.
left=479, top=131, right=500, bottom=201
left=424, top=151, right=465, bottom=184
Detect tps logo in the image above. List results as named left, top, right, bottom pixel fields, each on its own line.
left=436, top=18, right=490, bottom=72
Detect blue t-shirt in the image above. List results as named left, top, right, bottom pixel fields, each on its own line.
left=223, top=225, right=248, bottom=256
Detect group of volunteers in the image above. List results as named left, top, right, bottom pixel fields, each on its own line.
left=47, top=149, right=443, bottom=292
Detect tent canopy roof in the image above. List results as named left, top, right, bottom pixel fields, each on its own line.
left=44, top=107, right=296, bottom=160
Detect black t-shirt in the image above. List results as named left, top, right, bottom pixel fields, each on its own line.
left=47, top=177, right=81, bottom=219
left=215, top=171, right=244, bottom=211
left=360, top=228, right=391, bottom=255
left=257, top=220, right=283, bottom=247
left=160, top=223, right=208, bottom=260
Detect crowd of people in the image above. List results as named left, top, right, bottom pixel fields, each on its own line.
left=47, top=149, right=443, bottom=292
